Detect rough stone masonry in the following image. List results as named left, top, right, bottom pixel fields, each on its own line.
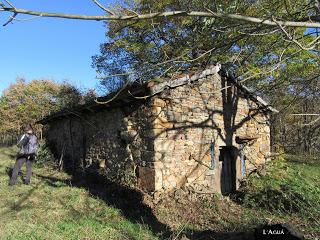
left=39, top=66, right=276, bottom=194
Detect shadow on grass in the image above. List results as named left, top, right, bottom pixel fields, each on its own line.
left=2, top=167, right=305, bottom=240
left=33, top=172, right=305, bottom=240
left=2, top=160, right=305, bottom=239
left=35, top=171, right=172, bottom=238
left=2, top=168, right=59, bottom=215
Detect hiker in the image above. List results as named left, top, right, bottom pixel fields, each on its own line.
left=9, top=124, right=38, bottom=186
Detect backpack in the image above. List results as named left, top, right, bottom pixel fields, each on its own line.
left=18, top=134, right=38, bottom=156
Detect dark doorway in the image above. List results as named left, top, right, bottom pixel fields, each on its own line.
left=220, top=146, right=238, bottom=195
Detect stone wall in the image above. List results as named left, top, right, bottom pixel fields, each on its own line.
left=146, top=72, right=271, bottom=193
left=42, top=71, right=271, bottom=194
left=44, top=102, right=156, bottom=187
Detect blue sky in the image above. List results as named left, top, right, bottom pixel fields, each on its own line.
left=0, top=0, right=115, bottom=94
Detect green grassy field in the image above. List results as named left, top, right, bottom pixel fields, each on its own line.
left=0, top=146, right=319, bottom=240
left=0, top=146, right=157, bottom=240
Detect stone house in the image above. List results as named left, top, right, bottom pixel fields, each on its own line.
left=38, top=66, right=277, bottom=195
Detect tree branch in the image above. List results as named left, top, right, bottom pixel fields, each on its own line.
left=2, top=12, right=16, bottom=26
left=3, top=0, right=15, bottom=9
left=273, top=17, right=320, bottom=50
left=92, top=0, right=114, bottom=15
left=291, top=113, right=320, bottom=116
left=94, top=80, right=130, bottom=104
left=1, top=5, right=320, bottom=28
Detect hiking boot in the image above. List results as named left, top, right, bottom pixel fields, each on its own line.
left=8, top=182, right=15, bottom=186
left=23, top=179, right=30, bottom=185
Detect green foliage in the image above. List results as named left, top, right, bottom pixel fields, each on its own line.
left=35, top=141, right=55, bottom=165
left=0, top=78, right=60, bottom=133
left=239, top=155, right=320, bottom=231
left=0, top=79, right=97, bottom=137
left=56, top=81, right=82, bottom=109
left=93, top=0, right=317, bottom=85
left=92, top=0, right=320, bottom=155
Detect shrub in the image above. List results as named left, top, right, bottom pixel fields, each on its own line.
left=36, top=141, right=54, bottom=165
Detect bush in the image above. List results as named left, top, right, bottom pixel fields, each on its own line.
left=36, top=141, right=54, bottom=165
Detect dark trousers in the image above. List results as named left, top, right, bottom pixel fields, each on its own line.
left=10, top=155, right=34, bottom=185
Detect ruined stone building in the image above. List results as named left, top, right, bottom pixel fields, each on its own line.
left=38, top=66, right=277, bottom=195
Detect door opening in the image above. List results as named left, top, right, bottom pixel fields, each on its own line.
left=219, top=146, right=238, bottom=195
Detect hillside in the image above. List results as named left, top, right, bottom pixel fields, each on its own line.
left=0, top=146, right=319, bottom=239
left=0, top=146, right=157, bottom=240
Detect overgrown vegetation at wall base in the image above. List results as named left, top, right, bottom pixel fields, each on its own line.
left=154, top=154, right=320, bottom=239
left=238, top=154, right=320, bottom=236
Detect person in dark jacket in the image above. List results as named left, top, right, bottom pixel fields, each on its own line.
left=9, top=124, right=38, bottom=186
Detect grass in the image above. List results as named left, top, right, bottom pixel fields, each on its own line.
left=239, top=154, right=320, bottom=236
left=1, top=146, right=319, bottom=239
left=0, top=146, right=158, bottom=240
left=155, top=154, right=320, bottom=239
